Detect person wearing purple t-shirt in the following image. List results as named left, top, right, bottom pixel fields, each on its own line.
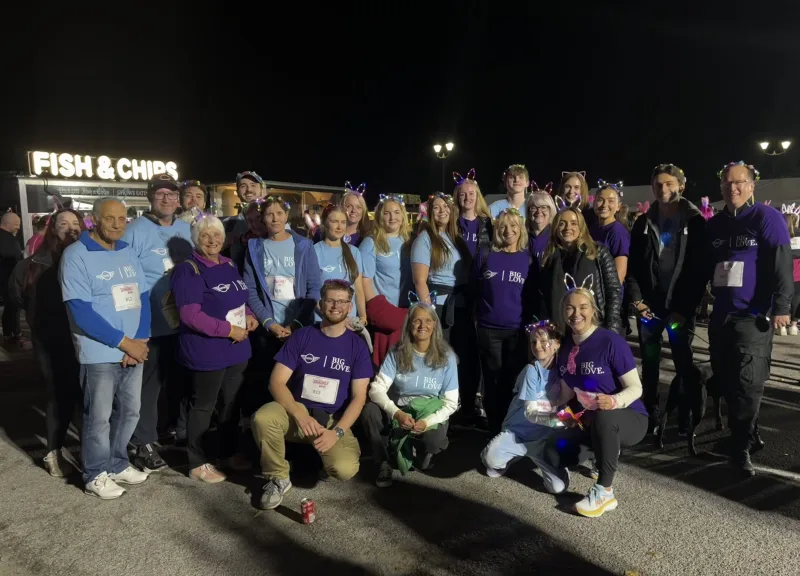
left=525, top=191, right=556, bottom=268
left=544, top=288, right=648, bottom=518
left=454, top=170, right=493, bottom=257
left=474, top=208, right=537, bottom=432
left=251, top=280, right=373, bottom=510
left=171, top=215, right=260, bottom=484
left=706, top=162, right=793, bottom=477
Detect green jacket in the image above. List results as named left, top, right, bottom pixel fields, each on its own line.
left=389, top=396, right=444, bottom=475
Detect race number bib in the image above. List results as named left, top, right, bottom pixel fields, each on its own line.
left=530, top=400, right=553, bottom=413
left=267, top=275, right=296, bottom=300
left=575, top=388, right=599, bottom=410
left=301, top=374, right=340, bottom=405
left=225, top=304, right=246, bottom=329
left=112, top=283, right=141, bottom=312
left=791, top=237, right=800, bottom=250
left=713, top=261, right=744, bottom=288
left=162, top=257, right=174, bottom=272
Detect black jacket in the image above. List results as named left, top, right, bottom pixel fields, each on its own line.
left=625, top=198, right=707, bottom=318
left=8, top=250, right=73, bottom=349
left=0, top=228, right=22, bottom=297
left=538, top=244, right=622, bottom=333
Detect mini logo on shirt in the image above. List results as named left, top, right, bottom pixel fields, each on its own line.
left=152, top=248, right=168, bottom=256
left=96, top=271, right=115, bottom=281
left=301, top=353, right=320, bottom=364
left=482, top=269, right=498, bottom=279
left=712, top=238, right=724, bottom=248
left=559, top=365, right=567, bottom=376
left=212, top=283, right=231, bottom=293
left=265, top=258, right=274, bottom=267
left=344, top=235, right=352, bottom=243
left=322, top=265, right=337, bottom=273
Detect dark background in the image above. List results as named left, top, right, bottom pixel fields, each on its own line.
left=2, top=2, right=800, bottom=204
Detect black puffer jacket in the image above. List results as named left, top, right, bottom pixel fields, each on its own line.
left=537, top=244, right=622, bottom=333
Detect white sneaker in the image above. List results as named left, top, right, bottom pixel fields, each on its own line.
left=779, top=326, right=788, bottom=336
left=575, top=484, right=618, bottom=518
left=85, top=472, right=126, bottom=499
left=109, top=466, right=149, bottom=485
left=43, top=449, right=75, bottom=478
left=789, top=325, right=799, bottom=336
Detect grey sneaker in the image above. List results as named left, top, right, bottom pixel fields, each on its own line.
left=43, top=449, right=75, bottom=478
left=259, top=477, right=292, bottom=510
left=376, top=462, right=393, bottom=488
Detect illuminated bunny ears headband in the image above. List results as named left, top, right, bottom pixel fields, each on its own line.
left=377, top=194, right=405, bottom=206
left=564, top=273, right=595, bottom=296
left=637, top=201, right=651, bottom=212
left=597, top=179, right=624, bottom=197
left=782, top=203, right=800, bottom=216
left=408, top=290, right=438, bottom=309
left=453, top=168, right=476, bottom=184
left=718, top=161, right=761, bottom=181
left=530, top=181, right=553, bottom=194
left=344, top=181, right=366, bottom=196
left=562, top=171, right=586, bottom=179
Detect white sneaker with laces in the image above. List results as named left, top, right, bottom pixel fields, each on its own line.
left=109, top=466, right=149, bottom=485
left=575, top=484, right=618, bottom=518
left=85, top=472, right=126, bottom=499
left=779, top=326, right=788, bottom=336
left=43, top=449, right=75, bottom=478
left=789, top=325, right=799, bottom=336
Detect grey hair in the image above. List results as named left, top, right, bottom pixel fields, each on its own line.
left=526, top=191, right=557, bottom=226
left=92, top=196, right=126, bottom=217
left=190, top=214, right=226, bottom=245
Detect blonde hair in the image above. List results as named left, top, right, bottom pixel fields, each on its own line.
left=394, top=305, right=454, bottom=373
left=418, top=195, right=469, bottom=271
left=560, top=287, right=601, bottom=332
left=341, top=191, right=373, bottom=238
left=372, top=199, right=410, bottom=255
left=785, top=212, right=799, bottom=237
left=491, top=210, right=528, bottom=253
left=558, top=172, right=590, bottom=209
left=454, top=179, right=491, bottom=219
left=526, top=192, right=557, bottom=232
left=543, top=207, right=598, bottom=264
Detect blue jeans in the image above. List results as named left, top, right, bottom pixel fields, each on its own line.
left=80, top=363, right=143, bottom=483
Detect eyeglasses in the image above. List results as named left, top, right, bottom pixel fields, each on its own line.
left=154, top=191, right=179, bottom=200
left=323, top=298, right=352, bottom=307
left=721, top=180, right=754, bottom=190
left=531, top=206, right=550, bottom=214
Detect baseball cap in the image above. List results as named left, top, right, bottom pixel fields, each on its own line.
left=236, top=171, right=263, bottom=186
left=147, top=173, right=180, bottom=192
left=180, top=179, right=208, bottom=194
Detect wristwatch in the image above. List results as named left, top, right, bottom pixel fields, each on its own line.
left=334, top=427, right=345, bottom=439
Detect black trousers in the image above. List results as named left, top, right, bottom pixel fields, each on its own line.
left=437, top=305, right=480, bottom=418
left=241, top=329, right=283, bottom=417
left=1, top=303, right=20, bottom=337
left=131, top=334, right=187, bottom=446
left=187, top=361, right=247, bottom=468
left=638, top=308, right=695, bottom=422
left=544, top=409, right=648, bottom=487
left=34, top=337, right=82, bottom=451
left=792, top=281, right=800, bottom=320
left=476, top=326, right=527, bottom=433
left=709, top=315, right=772, bottom=454
left=360, top=401, right=449, bottom=464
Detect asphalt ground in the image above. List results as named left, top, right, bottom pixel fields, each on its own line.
left=1, top=318, right=800, bottom=576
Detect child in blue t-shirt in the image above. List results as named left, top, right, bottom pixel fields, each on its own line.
left=481, top=321, right=568, bottom=494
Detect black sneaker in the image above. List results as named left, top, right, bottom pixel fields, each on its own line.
left=135, top=443, right=167, bottom=473
left=418, top=452, right=434, bottom=471
left=750, top=431, right=765, bottom=452
left=376, top=462, right=393, bottom=488
left=731, top=452, right=755, bottom=478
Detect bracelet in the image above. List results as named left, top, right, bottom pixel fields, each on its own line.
left=292, top=319, right=303, bottom=329
left=262, top=318, right=273, bottom=327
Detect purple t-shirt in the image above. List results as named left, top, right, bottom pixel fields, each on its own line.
left=474, top=250, right=531, bottom=329
left=458, top=217, right=480, bottom=257
left=275, top=325, right=374, bottom=413
left=590, top=221, right=630, bottom=259
left=172, top=254, right=252, bottom=371
left=706, top=203, right=790, bottom=319
left=557, top=328, right=646, bottom=416
left=528, top=225, right=551, bottom=267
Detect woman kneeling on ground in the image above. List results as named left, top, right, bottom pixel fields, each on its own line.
left=481, top=320, right=567, bottom=494
left=544, top=286, right=648, bottom=518
left=361, top=302, right=459, bottom=487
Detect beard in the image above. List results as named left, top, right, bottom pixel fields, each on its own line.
left=321, top=309, right=349, bottom=325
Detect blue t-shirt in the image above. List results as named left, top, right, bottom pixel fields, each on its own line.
left=410, top=231, right=467, bottom=305
left=359, top=235, right=406, bottom=307
left=263, top=236, right=297, bottom=325
left=60, top=237, right=147, bottom=364
left=489, top=198, right=526, bottom=220
left=121, top=215, right=193, bottom=338
left=313, top=241, right=363, bottom=321
left=502, top=361, right=556, bottom=442
left=378, top=348, right=458, bottom=404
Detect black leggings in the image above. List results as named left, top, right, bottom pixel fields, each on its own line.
left=544, top=409, right=648, bottom=487
left=792, top=281, right=800, bottom=321
left=476, top=326, right=526, bottom=433
left=437, top=305, right=480, bottom=418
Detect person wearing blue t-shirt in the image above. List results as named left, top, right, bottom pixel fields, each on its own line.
left=481, top=321, right=567, bottom=494
left=60, top=197, right=151, bottom=499
left=122, top=174, right=193, bottom=473
left=362, top=304, right=459, bottom=487
left=489, top=164, right=529, bottom=219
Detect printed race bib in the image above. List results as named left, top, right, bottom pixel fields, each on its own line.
left=791, top=237, right=800, bottom=250
left=112, top=283, right=141, bottom=312
left=530, top=400, right=553, bottom=413
left=575, top=388, right=599, bottom=410
left=301, top=374, right=340, bottom=405
left=267, top=275, right=296, bottom=300
left=162, top=257, right=174, bottom=272
left=225, top=304, right=246, bottom=329
left=713, top=261, right=744, bottom=288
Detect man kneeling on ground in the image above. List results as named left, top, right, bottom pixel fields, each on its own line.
left=252, top=279, right=373, bottom=509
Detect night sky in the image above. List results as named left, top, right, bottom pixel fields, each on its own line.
left=4, top=3, right=800, bottom=204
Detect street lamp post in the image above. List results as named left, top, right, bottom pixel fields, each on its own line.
left=758, top=139, right=793, bottom=178
left=433, top=142, right=455, bottom=192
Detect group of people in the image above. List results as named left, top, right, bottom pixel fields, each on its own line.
left=3, top=159, right=793, bottom=519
